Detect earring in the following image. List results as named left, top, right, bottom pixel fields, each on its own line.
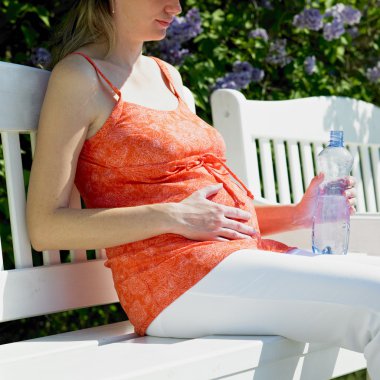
left=111, top=0, right=115, bottom=14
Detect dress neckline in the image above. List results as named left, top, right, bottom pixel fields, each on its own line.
left=83, top=91, right=184, bottom=144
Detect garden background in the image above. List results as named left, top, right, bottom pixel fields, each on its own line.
left=1, top=1, right=379, bottom=378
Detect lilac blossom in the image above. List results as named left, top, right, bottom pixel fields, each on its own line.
left=251, top=67, right=265, bottom=82
left=304, top=56, right=316, bottom=75
left=156, top=40, right=189, bottom=66
left=323, top=18, right=345, bottom=41
left=151, top=8, right=202, bottom=66
left=325, top=4, right=361, bottom=26
left=167, top=7, right=202, bottom=43
left=366, top=62, right=380, bottom=83
left=293, top=8, right=323, bottom=31
left=212, top=76, right=240, bottom=91
left=212, top=61, right=264, bottom=91
left=248, top=28, right=269, bottom=42
left=266, top=39, right=292, bottom=67
left=30, top=47, right=51, bottom=68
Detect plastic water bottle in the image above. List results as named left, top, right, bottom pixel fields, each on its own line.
left=312, top=130, right=354, bottom=255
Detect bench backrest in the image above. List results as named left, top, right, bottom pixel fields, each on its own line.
left=211, top=89, right=380, bottom=213
left=0, top=61, right=195, bottom=322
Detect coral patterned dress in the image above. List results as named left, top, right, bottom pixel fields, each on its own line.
left=73, top=52, right=293, bottom=336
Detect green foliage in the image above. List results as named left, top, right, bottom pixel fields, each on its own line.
left=335, top=369, right=367, bottom=380
left=178, top=0, right=380, bottom=122
left=0, top=0, right=65, bottom=63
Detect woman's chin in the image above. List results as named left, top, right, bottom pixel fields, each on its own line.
left=146, top=35, right=167, bottom=42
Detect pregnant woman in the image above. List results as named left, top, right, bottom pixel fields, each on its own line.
left=26, top=1, right=379, bottom=378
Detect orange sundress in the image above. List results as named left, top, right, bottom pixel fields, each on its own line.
left=73, top=52, right=293, bottom=336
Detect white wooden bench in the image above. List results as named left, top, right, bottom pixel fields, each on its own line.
left=0, top=62, right=373, bottom=380
left=211, top=89, right=380, bottom=379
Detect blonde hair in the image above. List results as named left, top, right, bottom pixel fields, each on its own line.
left=50, top=0, right=115, bottom=68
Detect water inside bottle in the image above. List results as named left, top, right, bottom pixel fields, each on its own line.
left=312, top=194, right=350, bottom=255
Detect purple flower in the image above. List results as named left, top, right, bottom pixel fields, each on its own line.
left=231, top=62, right=255, bottom=88
left=341, top=6, right=361, bottom=25
left=266, top=39, right=292, bottom=67
left=248, top=28, right=269, bottom=42
left=151, top=8, right=202, bottom=66
left=212, top=61, right=265, bottom=91
left=325, top=4, right=361, bottom=26
left=251, top=67, right=265, bottom=82
left=167, top=8, right=202, bottom=43
left=293, top=8, right=323, bottom=31
left=323, top=18, right=345, bottom=41
left=233, top=61, right=265, bottom=83
left=233, top=61, right=253, bottom=73
left=304, top=56, right=316, bottom=75
left=30, top=47, right=51, bottom=68
left=212, top=75, right=240, bottom=91
left=155, top=39, right=189, bottom=66
left=366, top=62, right=380, bottom=83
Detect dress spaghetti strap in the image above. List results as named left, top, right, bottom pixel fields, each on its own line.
left=148, top=56, right=182, bottom=100
left=70, top=52, right=121, bottom=98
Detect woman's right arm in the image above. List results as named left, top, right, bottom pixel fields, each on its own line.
left=26, top=56, right=171, bottom=251
left=26, top=57, right=255, bottom=252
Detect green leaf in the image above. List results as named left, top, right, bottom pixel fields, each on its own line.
left=20, top=23, right=38, bottom=47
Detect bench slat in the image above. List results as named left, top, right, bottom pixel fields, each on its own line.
left=371, top=146, right=380, bottom=211
left=0, top=321, right=135, bottom=364
left=288, top=141, right=304, bottom=203
left=349, top=144, right=366, bottom=212
left=42, top=249, right=61, bottom=266
left=360, top=145, right=377, bottom=212
left=274, top=139, right=291, bottom=204
left=259, top=139, right=276, bottom=202
left=0, top=260, right=118, bottom=322
left=299, top=142, right=315, bottom=191
left=0, top=332, right=365, bottom=380
left=0, top=238, right=3, bottom=271
left=2, top=132, right=32, bottom=269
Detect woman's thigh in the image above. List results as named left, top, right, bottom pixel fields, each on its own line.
left=146, top=249, right=380, bottom=354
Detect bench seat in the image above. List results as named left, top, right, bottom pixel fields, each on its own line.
left=0, top=320, right=366, bottom=380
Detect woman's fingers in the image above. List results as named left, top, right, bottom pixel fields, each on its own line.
left=216, top=228, right=253, bottom=240
left=345, top=190, right=357, bottom=203
left=222, top=218, right=257, bottom=236
left=345, top=175, right=356, bottom=188
left=197, top=183, right=223, bottom=198
left=178, top=183, right=257, bottom=241
left=213, top=236, right=230, bottom=242
left=223, top=205, right=251, bottom=221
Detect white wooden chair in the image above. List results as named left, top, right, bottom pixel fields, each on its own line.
left=0, top=62, right=372, bottom=380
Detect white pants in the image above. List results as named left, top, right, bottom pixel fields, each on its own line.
left=146, top=249, right=380, bottom=379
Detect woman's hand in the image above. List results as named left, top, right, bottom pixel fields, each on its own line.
left=294, top=173, right=357, bottom=228
left=167, top=183, right=258, bottom=242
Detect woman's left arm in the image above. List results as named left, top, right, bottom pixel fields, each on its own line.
left=256, top=174, right=357, bottom=236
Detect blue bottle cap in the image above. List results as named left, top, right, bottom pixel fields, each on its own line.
left=329, top=130, right=344, bottom=147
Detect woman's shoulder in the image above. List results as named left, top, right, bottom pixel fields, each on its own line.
left=43, top=54, right=102, bottom=125
left=49, top=53, right=101, bottom=94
